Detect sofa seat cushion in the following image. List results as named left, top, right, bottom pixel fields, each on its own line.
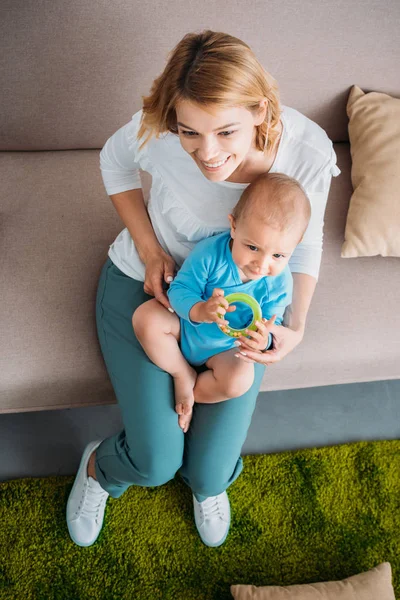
left=1, top=145, right=399, bottom=412
left=1, top=150, right=121, bottom=412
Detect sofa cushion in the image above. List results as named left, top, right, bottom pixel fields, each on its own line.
left=1, top=144, right=400, bottom=412
left=231, top=562, right=395, bottom=600
left=341, top=86, right=400, bottom=258
left=1, top=1, right=400, bottom=151
left=0, top=151, right=121, bottom=412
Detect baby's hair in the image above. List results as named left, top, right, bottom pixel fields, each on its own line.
left=231, top=172, right=311, bottom=240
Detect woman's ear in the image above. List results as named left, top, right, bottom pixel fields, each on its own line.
left=254, top=98, right=268, bottom=126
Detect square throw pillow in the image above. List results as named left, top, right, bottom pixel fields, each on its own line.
left=231, top=562, right=395, bottom=599
left=341, top=85, right=400, bottom=257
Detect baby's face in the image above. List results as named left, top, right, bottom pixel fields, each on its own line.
left=228, top=214, right=300, bottom=280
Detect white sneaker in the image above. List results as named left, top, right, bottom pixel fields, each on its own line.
left=66, top=440, right=109, bottom=547
left=193, top=491, right=231, bottom=547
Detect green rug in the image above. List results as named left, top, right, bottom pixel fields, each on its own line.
left=1, top=440, right=399, bottom=600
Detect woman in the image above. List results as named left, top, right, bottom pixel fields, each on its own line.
left=66, top=30, right=340, bottom=548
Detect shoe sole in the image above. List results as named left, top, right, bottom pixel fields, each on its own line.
left=66, top=439, right=105, bottom=547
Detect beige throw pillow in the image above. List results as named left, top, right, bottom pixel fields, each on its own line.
left=231, top=562, right=395, bottom=599
left=341, top=85, right=400, bottom=257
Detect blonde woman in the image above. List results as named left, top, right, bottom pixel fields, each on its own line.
left=66, top=30, right=340, bottom=548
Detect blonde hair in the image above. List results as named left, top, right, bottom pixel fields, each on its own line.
left=137, top=30, right=281, bottom=152
left=231, top=173, right=311, bottom=239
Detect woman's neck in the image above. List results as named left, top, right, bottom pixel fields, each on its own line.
left=226, top=121, right=283, bottom=184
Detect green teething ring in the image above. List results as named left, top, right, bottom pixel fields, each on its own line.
left=217, top=293, right=262, bottom=338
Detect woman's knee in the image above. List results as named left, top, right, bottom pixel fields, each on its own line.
left=186, top=463, right=240, bottom=499
left=126, top=447, right=182, bottom=488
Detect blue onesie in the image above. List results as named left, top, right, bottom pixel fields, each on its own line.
left=167, top=231, right=293, bottom=366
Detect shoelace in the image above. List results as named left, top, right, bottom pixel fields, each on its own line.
left=77, top=479, right=108, bottom=521
left=200, top=496, right=225, bottom=521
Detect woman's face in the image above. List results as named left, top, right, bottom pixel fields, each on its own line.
left=175, top=100, right=266, bottom=181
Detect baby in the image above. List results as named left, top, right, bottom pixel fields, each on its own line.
left=132, top=172, right=311, bottom=432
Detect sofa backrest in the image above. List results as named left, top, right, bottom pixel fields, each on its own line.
left=1, top=0, right=399, bottom=151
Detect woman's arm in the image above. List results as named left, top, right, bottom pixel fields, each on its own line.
left=110, top=189, right=176, bottom=308
left=283, top=272, right=316, bottom=334
left=262, top=272, right=316, bottom=364
left=99, top=113, right=175, bottom=308
left=110, top=189, right=161, bottom=261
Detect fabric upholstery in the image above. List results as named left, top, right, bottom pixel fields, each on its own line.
left=1, top=0, right=400, bottom=412
left=341, top=86, right=400, bottom=258
left=230, top=562, right=395, bottom=599
left=1, top=145, right=400, bottom=412
left=1, top=0, right=400, bottom=151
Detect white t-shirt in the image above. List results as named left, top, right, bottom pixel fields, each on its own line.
left=99, top=107, right=340, bottom=281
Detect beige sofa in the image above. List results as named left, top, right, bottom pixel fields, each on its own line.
left=1, top=1, right=399, bottom=413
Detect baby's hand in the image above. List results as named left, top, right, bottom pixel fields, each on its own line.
left=196, top=288, right=236, bottom=325
left=236, top=315, right=277, bottom=352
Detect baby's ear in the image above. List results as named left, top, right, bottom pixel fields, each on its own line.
left=293, top=232, right=304, bottom=248
left=228, top=214, right=236, bottom=236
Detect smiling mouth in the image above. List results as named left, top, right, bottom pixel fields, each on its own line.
left=200, top=156, right=231, bottom=170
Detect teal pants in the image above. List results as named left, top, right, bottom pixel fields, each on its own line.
left=94, top=257, right=265, bottom=501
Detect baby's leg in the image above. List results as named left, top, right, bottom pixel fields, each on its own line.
left=194, top=348, right=255, bottom=404
left=132, top=299, right=196, bottom=429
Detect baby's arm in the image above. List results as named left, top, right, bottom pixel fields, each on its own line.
left=262, top=272, right=293, bottom=328
left=167, top=244, right=211, bottom=320
left=168, top=245, right=235, bottom=327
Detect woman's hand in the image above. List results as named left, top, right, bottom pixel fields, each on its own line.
left=143, top=250, right=176, bottom=310
left=234, top=315, right=277, bottom=352
left=235, top=321, right=304, bottom=365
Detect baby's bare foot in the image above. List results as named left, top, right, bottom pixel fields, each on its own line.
left=174, top=367, right=197, bottom=425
